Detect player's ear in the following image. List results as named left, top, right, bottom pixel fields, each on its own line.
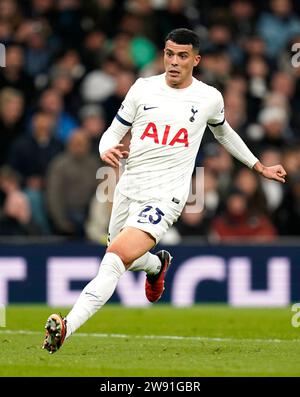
left=194, top=55, right=201, bottom=67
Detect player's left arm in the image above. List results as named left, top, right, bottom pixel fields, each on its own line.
left=209, top=120, right=287, bottom=183
left=207, top=91, right=287, bottom=184
left=252, top=160, right=286, bottom=183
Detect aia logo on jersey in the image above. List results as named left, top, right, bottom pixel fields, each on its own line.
left=140, top=122, right=189, bottom=147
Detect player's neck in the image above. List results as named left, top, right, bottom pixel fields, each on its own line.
left=165, top=75, right=194, bottom=89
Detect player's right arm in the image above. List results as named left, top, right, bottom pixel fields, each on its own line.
left=101, top=144, right=129, bottom=168
left=99, top=78, right=142, bottom=167
left=99, top=119, right=130, bottom=167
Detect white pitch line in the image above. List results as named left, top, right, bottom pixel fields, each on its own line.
left=0, top=329, right=298, bottom=344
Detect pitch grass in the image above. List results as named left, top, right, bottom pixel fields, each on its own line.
left=0, top=305, right=300, bottom=377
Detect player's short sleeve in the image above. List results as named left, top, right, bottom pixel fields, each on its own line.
left=115, top=78, right=142, bottom=127
left=207, top=89, right=225, bottom=127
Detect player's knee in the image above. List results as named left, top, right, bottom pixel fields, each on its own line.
left=106, top=246, right=131, bottom=268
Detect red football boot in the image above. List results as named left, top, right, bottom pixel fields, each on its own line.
left=145, top=250, right=172, bottom=303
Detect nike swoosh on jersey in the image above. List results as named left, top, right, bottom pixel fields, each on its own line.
left=144, top=105, right=158, bottom=110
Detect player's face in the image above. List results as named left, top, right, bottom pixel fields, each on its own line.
left=164, top=40, right=201, bottom=89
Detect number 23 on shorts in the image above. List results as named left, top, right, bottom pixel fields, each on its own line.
left=137, top=206, right=165, bottom=224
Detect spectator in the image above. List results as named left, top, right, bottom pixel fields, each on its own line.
left=80, top=29, right=109, bottom=71
left=281, top=146, right=300, bottom=178
left=259, top=147, right=284, bottom=212
left=139, top=51, right=165, bottom=78
left=79, top=104, right=106, bottom=155
left=229, top=0, right=257, bottom=41
left=0, top=44, right=34, bottom=103
left=175, top=207, right=212, bottom=240
left=80, top=60, right=117, bottom=103
left=274, top=173, right=300, bottom=235
left=257, top=0, right=300, bottom=59
left=245, top=56, right=269, bottom=123
left=202, top=23, right=243, bottom=66
left=20, top=19, right=58, bottom=78
left=211, top=188, right=277, bottom=242
left=0, top=20, right=13, bottom=45
left=8, top=112, right=62, bottom=233
left=0, top=88, right=25, bottom=165
left=85, top=164, right=118, bottom=244
left=50, top=48, right=85, bottom=82
left=83, top=0, right=124, bottom=39
left=201, top=143, right=234, bottom=198
left=0, top=190, right=40, bottom=235
left=37, top=88, right=78, bottom=143
left=9, top=113, right=63, bottom=234
left=109, top=32, right=135, bottom=70
left=0, top=166, right=40, bottom=235
left=85, top=194, right=112, bottom=244
left=46, top=131, right=99, bottom=236
left=252, top=106, right=292, bottom=152
left=102, top=69, right=136, bottom=124
left=0, top=0, right=23, bottom=31
left=9, top=111, right=63, bottom=183
left=233, top=167, right=268, bottom=214
left=223, top=89, right=247, bottom=133
left=49, top=69, right=81, bottom=118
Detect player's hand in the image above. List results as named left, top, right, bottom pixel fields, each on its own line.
left=254, top=162, right=287, bottom=183
left=101, top=144, right=129, bottom=167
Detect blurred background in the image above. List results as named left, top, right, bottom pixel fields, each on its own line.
left=1, top=0, right=300, bottom=245
left=0, top=0, right=300, bottom=244
left=0, top=0, right=299, bottom=310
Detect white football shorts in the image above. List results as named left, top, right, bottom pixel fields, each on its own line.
left=108, top=186, right=183, bottom=244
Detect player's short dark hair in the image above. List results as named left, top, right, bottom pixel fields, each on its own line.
left=165, top=28, right=200, bottom=54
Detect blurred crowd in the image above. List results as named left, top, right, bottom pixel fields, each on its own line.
left=0, top=0, right=300, bottom=243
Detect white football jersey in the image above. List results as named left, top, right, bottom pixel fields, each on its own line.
left=116, top=73, right=225, bottom=205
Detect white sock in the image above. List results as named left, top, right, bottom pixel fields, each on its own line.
left=128, top=252, right=161, bottom=275
left=65, top=252, right=125, bottom=338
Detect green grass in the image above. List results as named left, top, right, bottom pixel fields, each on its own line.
left=0, top=305, right=300, bottom=377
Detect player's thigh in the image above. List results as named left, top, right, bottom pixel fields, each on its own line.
left=108, top=188, right=130, bottom=244
left=107, top=226, right=156, bottom=268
